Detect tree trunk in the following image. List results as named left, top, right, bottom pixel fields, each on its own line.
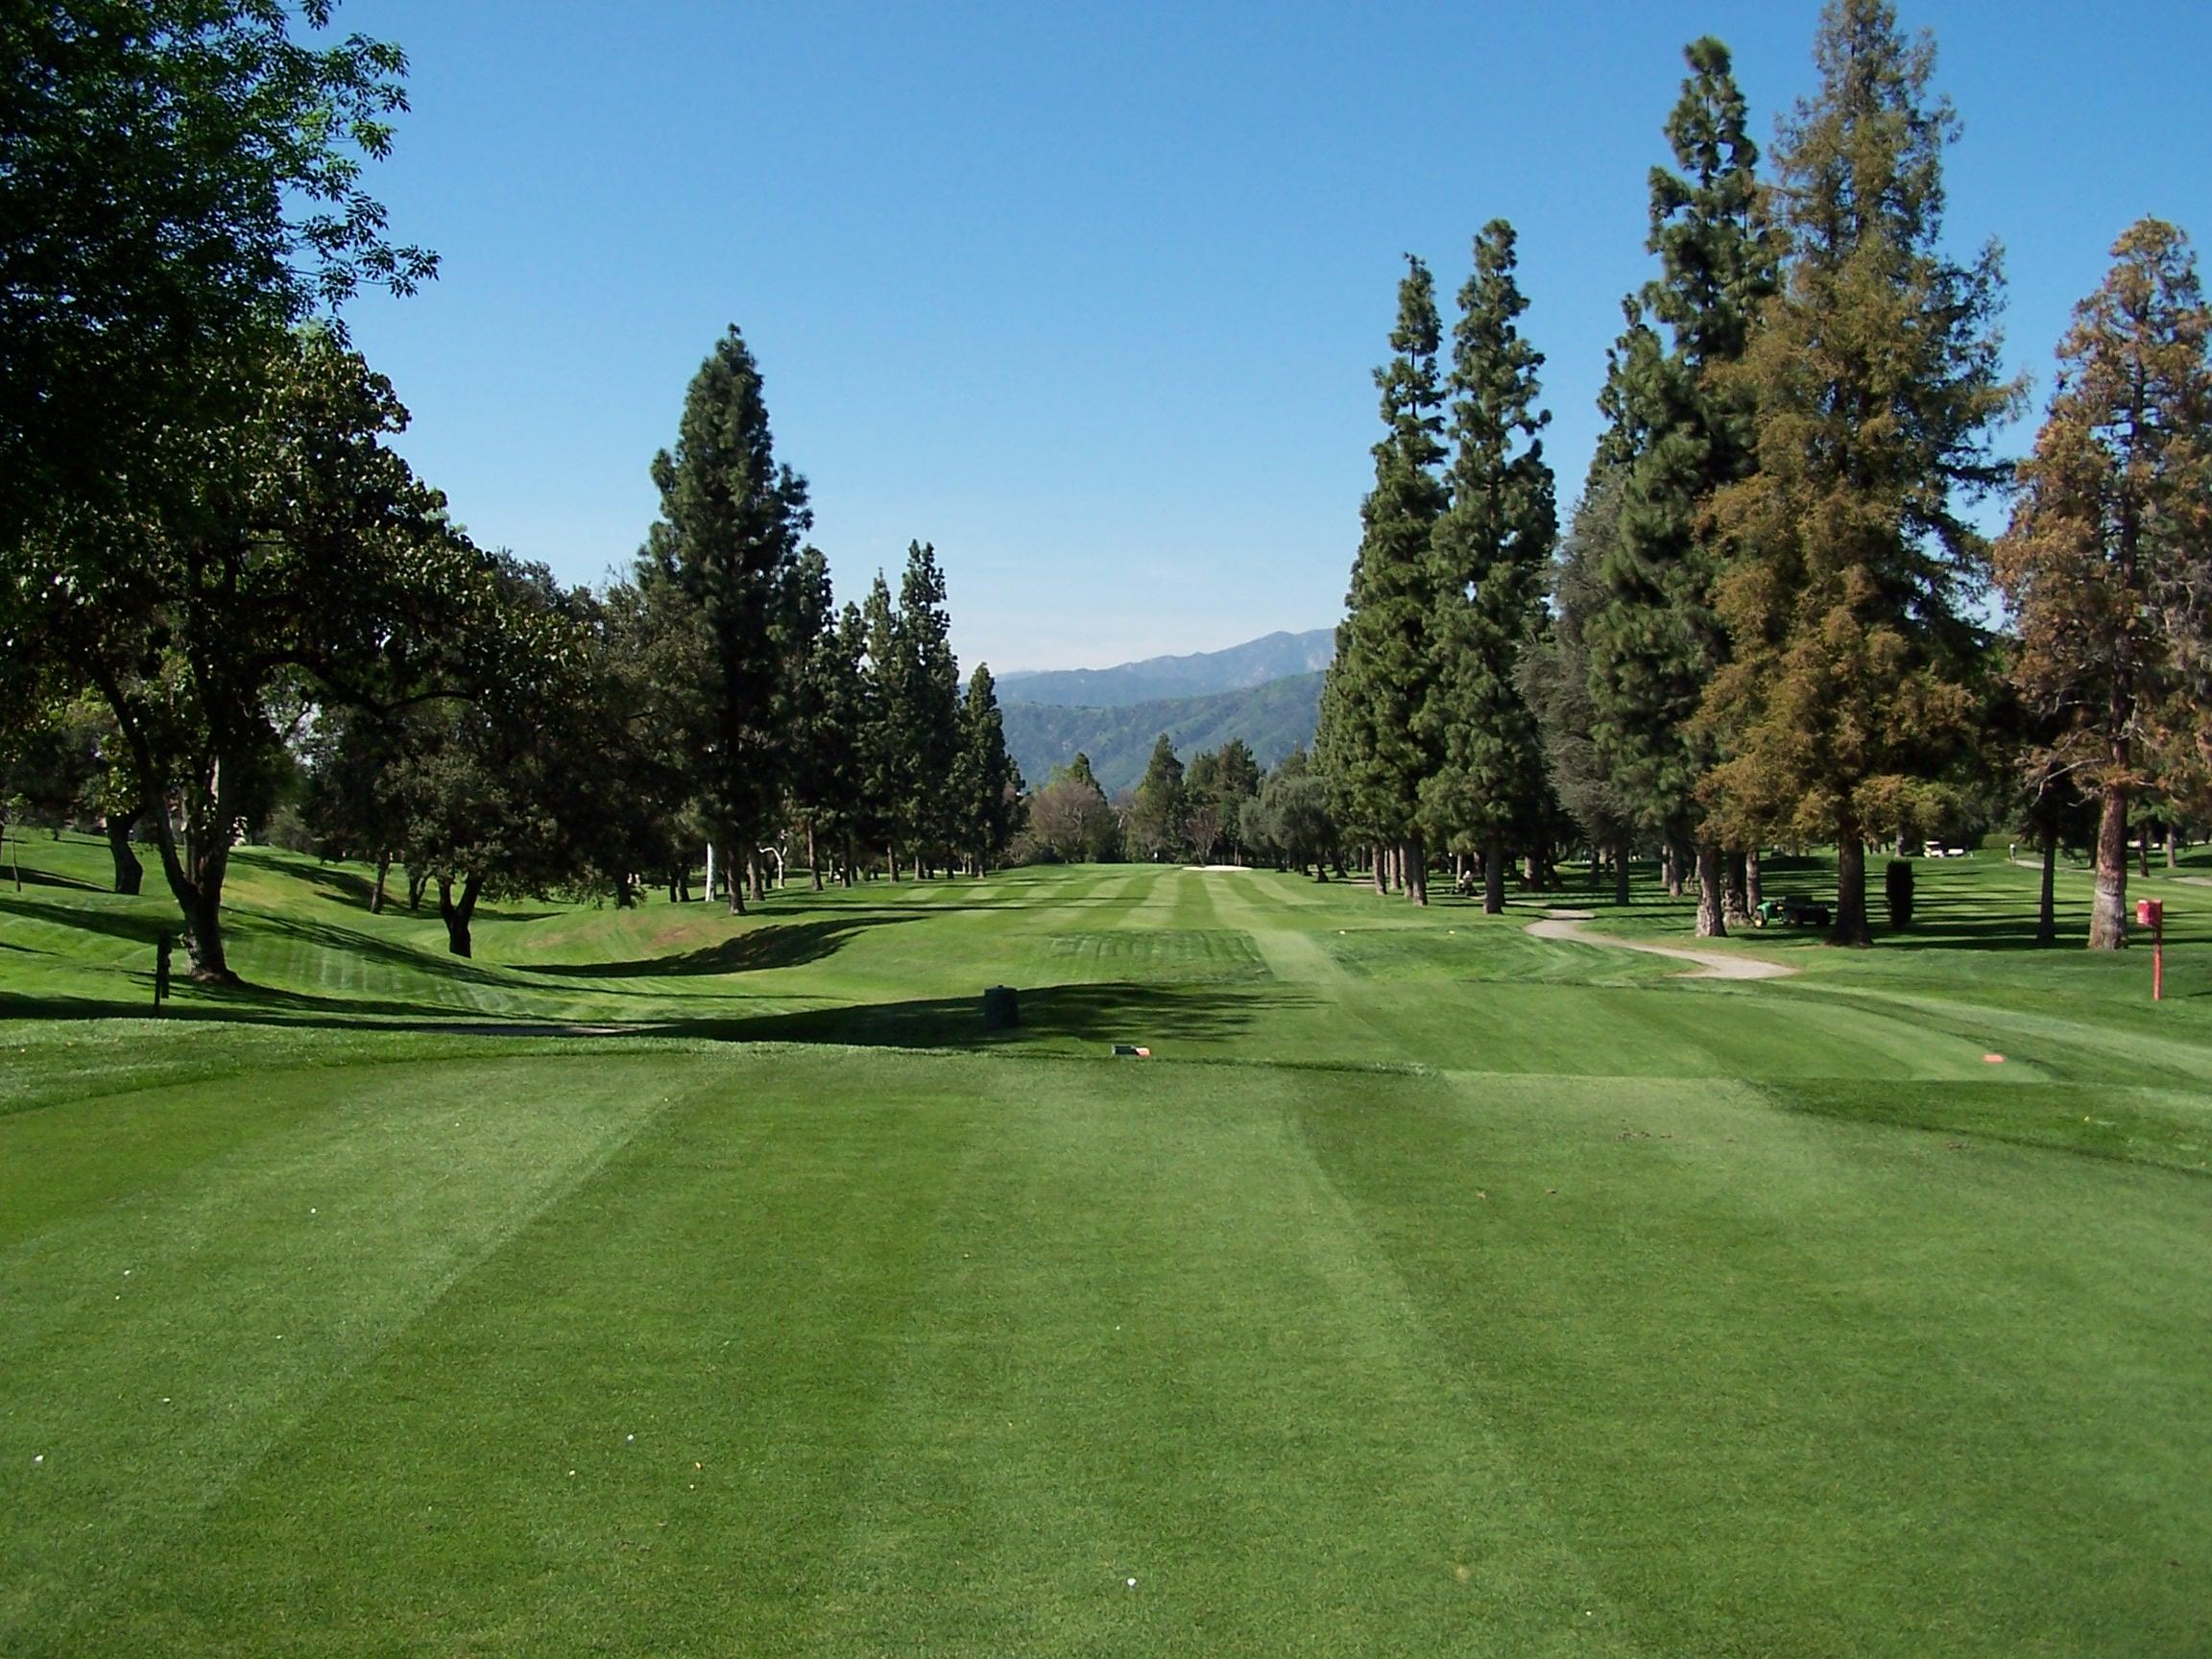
left=1745, top=849, right=1763, bottom=912
left=1831, top=832, right=1872, bottom=947
left=1483, top=832, right=1505, bottom=915
left=2036, top=826, right=2058, bottom=947
left=1407, top=835, right=1427, bottom=906
left=1587, top=844, right=1601, bottom=889
left=2088, top=781, right=2129, bottom=949
left=106, top=806, right=145, bottom=895
left=2168, top=826, right=2179, bottom=869
left=842, top=835, right=855, bottom=889
left=614, top=875, right=635, bottom=909
left=1371, top=844, right=1386, bottom=896
left=1695, top=840, right=1727, bottom=938
left=1613, top=839, right=1630, bottom=907
left=150, top=766, right=237, bottom=981
left=1662, top=837, right=1685, bottom=898
left=370, top=852, right=391, bottom=915
left=438, top=873, right=484, bottom=958
left=808, top=825, right=823, bottom=891
left=748, top=850, right=765, bottom=903
left=1722, top=848, right=1750, bottom=928
left=408, top=868, right=428, bottom=910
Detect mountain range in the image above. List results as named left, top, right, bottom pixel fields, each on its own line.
left=997, top=628, right=1333, bottom=709
left=997, top=630, right=1334, bottom=794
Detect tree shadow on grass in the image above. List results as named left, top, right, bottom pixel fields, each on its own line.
left=681, top=978, right=1293, bottom=1052
left=240, top=910, right=521, bottom=988
left=522, top=913, right=926, bottom=978
left=0, top=893, right=167, bottom=947
left=8, top=864, right=107, bottom=894
left=1875, top=903, right=2086, bottom=953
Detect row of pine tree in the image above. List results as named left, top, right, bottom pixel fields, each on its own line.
left=1318, top=0, right=2209, bottom=948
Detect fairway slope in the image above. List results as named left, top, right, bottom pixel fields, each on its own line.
left=4, top=839, right=2209, bottom=1653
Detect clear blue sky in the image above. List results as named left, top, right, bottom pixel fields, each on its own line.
left=341, top=1, right=2211, bottom=674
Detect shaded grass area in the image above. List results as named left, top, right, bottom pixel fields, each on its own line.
left=4, top=833, right=2210, bottom=1653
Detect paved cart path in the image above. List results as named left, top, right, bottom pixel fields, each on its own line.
left=1524, top=909, right=1798, bottom=981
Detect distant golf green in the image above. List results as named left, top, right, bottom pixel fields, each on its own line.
left=4, top=833, right=2207, bottom=1655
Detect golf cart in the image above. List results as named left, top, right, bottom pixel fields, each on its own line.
left=1752, top=894, right=1831, bottom=928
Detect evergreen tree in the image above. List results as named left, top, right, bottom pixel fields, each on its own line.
left=1127, top=733, right=1189, bottom=861
left=1419, top=220, right=1555, bottom=913
left=1703, top=0, right=2016, bottom=944
left=1318, top=256, right=1449, bottom=899
left=637, top=325, right=810, bottom=914
left=1994, top=219, right=2212, bottom=949
left=859, top=571, right=910, bottom=877
left=900, top=542, right=963, bottom=874
left=952, top=663, right=1022, bottom=874
left=778, top=546, right=840, bottom=889
left=1525, top=469, right=1641, bottom=904
left=813, top=600, right=872, bottom=886
left=1585, top=36, right=1777, bottom=935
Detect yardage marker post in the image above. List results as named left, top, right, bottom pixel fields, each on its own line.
left=2137, top=898, right=2164, bottom=1002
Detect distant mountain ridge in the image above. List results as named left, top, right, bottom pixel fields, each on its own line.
left=998, top=628, right=1334, bottom=709
left=1001, top=671, right=1325, bottom=796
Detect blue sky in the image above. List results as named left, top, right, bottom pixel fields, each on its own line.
left=341, top=1, right=2211, bottom=674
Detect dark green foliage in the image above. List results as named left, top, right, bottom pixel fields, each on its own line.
left=1318, top=257, right=1449, bottom=855
left=1584, top=37, right=1776, bottom=929
left=1418, top=221, right=1555, bottom=911
left=805, top=600, right=873, bottom=884
left=0, top=0, right=435, bottom=555
left=1127, top=734, right=1190, bottom=861
left=1185, top=738, right=1262, bottom=860
left=952, top=664, right=1022, bottom=873
left=637, top=325, right=811, bottom=910
left=11, top=329, right=496, bottom=978
left=1524, top=471, right=1640, bottom=893
left=894, top=542, right=963, bottom=869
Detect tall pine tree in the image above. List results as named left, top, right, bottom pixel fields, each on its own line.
left=1703, top=0, right=2015, bottom=944
left=1994, top=219, right=2212, bottom=949
left=952, top=663, right=1021, bottom=875
left=895, top=541, right=963, bottom=876
left=1419, top=220, right=1555, bottom=914
left=1317, top=256, right=1449, bottom=901
left=637, top=325, right=810, bottom=915
left=1586, top=37, right=1776, bottom=936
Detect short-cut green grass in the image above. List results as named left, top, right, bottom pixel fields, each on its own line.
left=3, top=832, right=2207, bottom=1654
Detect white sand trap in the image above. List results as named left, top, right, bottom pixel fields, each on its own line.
left=1524, top=908, right=1797, bottom=980
left=1183, top=864, right=1259, bottom=872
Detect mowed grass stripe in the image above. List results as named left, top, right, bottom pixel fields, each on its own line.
left=59, top=1049, right=980, bottom=1657
left=1295, top=1071, right=2212, bottom=1655
left=0, top=1057, right=684, bottom=1652
left=800, top=1056, right=1636, bottom=1658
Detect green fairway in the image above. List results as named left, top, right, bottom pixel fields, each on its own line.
left=4, top=836, right=2209, bottom=1654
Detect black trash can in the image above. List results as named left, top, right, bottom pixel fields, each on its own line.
left=982, top=985, right=1021, bottom=1029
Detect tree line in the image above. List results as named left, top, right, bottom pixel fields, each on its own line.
left=0, top=5, right=1018, bottom=976
left=1022, top=736, right=1336, bottom=877
left=1316, top=0, right=2210, bottom=948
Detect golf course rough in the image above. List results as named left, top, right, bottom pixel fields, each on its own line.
left=3, top=836, right=2209, bottom=1655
